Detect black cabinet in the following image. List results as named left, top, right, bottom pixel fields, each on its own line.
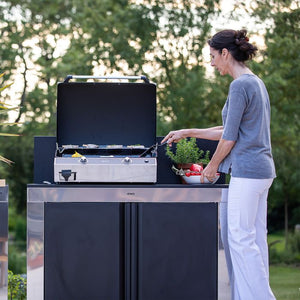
left=44, top=202, right=218, bottom=300
left=44, top=202, right=124, bottom=300
left=136, top=203, right=217, bottom=300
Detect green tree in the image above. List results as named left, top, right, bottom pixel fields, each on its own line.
left=0, top=73, right=20, bottom=165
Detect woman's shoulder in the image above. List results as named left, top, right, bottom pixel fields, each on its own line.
left=230, top=74, right=263, bottom=91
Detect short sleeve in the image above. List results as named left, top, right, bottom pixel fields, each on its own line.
left=222, top=87, right=247, bottom=141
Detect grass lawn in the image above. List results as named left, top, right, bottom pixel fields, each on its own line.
left=270, top=265, right=300, bottom=299
left=268, top=231, right=300, bottom=299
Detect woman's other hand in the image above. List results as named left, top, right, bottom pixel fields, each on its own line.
left=201, top=162, right=219, bottom=183
left=161, top=129, right=187, bottom=146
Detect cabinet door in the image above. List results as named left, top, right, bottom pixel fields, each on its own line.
left=44, top=202, right=124, bottom=300
left=136, top=203, right=218, bottom=300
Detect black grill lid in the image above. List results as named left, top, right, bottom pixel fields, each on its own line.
left=56, top=79, right=156, bottom=147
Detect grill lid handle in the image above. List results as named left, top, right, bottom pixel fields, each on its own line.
left=63, top=75, right=150, bottom=84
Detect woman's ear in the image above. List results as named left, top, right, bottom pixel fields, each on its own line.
left=221, top=48, right=229, bottom=57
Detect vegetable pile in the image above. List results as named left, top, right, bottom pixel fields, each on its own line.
left=184, top=163, right=203, bottom=177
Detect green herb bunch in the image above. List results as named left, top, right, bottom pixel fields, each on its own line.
left=165, top=138, right=210, bottom=165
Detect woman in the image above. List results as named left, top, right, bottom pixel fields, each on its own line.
left=161, top=29, right=276, bottom=300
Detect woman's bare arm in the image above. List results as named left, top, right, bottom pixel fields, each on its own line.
left=161, top=126, right=223, bottom=145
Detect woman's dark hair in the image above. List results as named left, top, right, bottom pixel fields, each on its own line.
left=208, top=29, right=258, bottom=62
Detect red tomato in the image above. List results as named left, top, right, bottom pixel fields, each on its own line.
left=189, top=164, right=203, bottom=172
left=185, top=172, right=191, bottom=177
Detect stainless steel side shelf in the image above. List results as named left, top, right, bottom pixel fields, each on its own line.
left=28, top=185, right=223, bottom=204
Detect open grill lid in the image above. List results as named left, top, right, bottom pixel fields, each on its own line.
left=56, top=75, right=157, bottom=148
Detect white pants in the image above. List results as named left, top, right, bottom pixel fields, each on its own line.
left=220, top=177, right=276, bottom=300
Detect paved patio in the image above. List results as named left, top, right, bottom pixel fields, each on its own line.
left=218, top=249, right=231, bottom=299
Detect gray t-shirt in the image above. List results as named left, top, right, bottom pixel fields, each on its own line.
left=219, top=74, right=276, bottom=179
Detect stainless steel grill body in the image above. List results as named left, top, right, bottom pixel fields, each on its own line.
left=54, top=156, right=157, bottom=183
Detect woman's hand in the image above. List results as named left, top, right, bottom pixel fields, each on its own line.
left=200, top=138, right=235, bottom=183
left=201, top=161, right=219, bottom=183
left=161, top=129, right=187, bottom=146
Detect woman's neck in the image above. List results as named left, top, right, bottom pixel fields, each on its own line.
left=229, top=61, right=254, bottom=79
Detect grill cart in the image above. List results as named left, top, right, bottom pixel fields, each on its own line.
left=27, top=75, right=228, bottom=300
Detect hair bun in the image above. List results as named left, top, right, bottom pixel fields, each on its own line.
left=235, top=38, right=241, bottom=45
left=235, top=29, right=249, bottom=46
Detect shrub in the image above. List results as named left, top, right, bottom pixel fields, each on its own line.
left=8, top=244, right=26, bottom=274
left=15, top=217, right=26, bottom=242
left=8, top=270, right=27, bottom=300
left=287, top=232, right=300, bottom=253
left=269, top=232, right=300, bottom=265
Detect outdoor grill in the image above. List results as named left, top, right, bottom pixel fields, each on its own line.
left=54, top=75, right=157, bottom=183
